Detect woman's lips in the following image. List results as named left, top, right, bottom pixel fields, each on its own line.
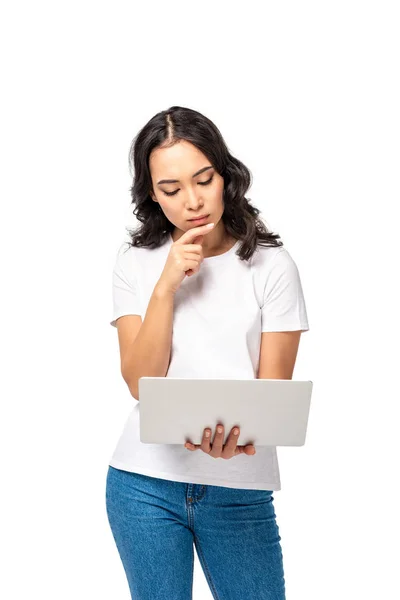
left=188, top=214, right=210, bottom=223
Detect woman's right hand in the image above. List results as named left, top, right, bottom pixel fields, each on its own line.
left=158, top=222, right=215, bottom=294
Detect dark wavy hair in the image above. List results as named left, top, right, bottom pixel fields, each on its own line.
left=125, top=106, right=283, bottom=261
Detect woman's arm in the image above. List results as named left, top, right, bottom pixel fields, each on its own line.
left=116, top=282, right=175, bottom=400
left=257, top=331, right=302, bottom=379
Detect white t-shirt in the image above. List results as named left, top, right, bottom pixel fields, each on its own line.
left=109, top=233, right=309, bottom=490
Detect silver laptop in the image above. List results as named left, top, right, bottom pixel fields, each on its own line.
left=138, top=377, right=313, bottom=446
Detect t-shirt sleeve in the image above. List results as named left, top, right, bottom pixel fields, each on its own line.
left=261, top=248, right=309, bottom=333
left=110, top=249, right=141, bottom=328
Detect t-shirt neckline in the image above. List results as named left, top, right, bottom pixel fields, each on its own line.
left=168, top=233, right=240, bottom=263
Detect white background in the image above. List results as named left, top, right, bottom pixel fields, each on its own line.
left=1, top=1, right=399, bottom=598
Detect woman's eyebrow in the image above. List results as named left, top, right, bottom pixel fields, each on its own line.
left=157, top=165, right=213, bottom=185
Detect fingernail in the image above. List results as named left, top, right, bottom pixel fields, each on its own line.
left=205, top=430, right=210, bottom=437
left=233, top=428, right=239, bottom=435
left=217, top=426, right=223, bottom=433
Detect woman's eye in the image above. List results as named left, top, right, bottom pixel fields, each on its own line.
left=198, top=176, right=214, bottom=187
left=163, top=176, right=214, bottom=197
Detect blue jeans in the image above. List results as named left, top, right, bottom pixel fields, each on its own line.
left=105, top=465, right=286, bottom=599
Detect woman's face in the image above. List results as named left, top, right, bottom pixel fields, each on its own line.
left=149, top=140, right=225, bottom=235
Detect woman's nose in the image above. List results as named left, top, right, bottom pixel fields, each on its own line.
left=185, top=189, right=203, bottom=209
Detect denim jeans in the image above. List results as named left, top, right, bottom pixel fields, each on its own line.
left=105, top=465, right=286, bottom=599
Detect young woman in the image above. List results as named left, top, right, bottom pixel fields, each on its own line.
left=105, top=106, right=309, bottom=600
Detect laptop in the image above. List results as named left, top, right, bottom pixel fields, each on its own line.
left=138, top=377, right=313, bottom=446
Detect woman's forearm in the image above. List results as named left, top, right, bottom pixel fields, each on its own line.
left=122, top=282, right=175, bottom=400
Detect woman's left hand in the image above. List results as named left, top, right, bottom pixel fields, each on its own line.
left=184, top=424, right=256, bottom=459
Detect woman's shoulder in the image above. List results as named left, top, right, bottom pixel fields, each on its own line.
left=251, top=243, right=288, bottom=269
left=250, top=244, right=304, bottom=285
